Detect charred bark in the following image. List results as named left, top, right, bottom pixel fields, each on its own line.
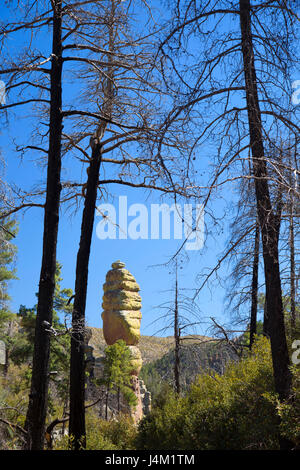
left=239, top=0, right=292, bottom=404
left=249, top=220, right=260, bottom=350
left=174, top=261, right=180, bottom=395
left=24, top=0, right=63, bottom=450
left=263, top=295, right=270, bottom=338
left=289, top=174, right=296, bottom=333
left=69, top=141, right=102, bottom=450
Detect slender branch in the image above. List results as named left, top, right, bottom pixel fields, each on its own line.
left=0, top=417, right=27, bottom=438
left=0, top=98, right=49, bottom=111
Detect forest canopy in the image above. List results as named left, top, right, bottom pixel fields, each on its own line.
left=0, top=0, right=299, bottom=452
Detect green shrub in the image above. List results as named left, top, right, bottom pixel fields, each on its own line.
left=54, top=411, right=137, bottom=450
left=136, top=336, right=298, bottom=450
left=276, top=365, right=300, bottom=449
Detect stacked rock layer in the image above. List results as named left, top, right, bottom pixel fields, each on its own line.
left=102, top=261, right=144, bottom=419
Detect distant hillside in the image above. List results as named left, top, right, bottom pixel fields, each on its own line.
left=88, top=327, right=213, bottom=364
left=140, top=340, right=238, bottom=397
left=88, top=327, right=238, bottom=398
left=2, top=322, right=237, bottom=392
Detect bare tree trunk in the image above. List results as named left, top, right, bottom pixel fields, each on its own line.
left=263, top=294, right=270, bottom=338
left=249, top=220, right=259, bottom=350
left=69, top=141, right=102, bottom=450
left=174, top=260, right=180, bottom=395
left=239, top=0, right=292, bottom=406
left=24, top=0, right=63, bottom=450
left=289, top=168, right=296, bottom=333
left=105, top=386, right=109, bottom=421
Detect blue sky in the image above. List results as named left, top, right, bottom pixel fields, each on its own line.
left=0, top=1, right=271, bottom=338
left=2, top=106, right=231, bottom=337
left=6, top=169, right=230, bottom=337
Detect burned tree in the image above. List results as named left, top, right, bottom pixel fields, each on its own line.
left=1, top=0, right=201, bottom=449
left=0, top=0, right=65, bottom=449
left=58, top=0, right=201, bottom=449
left=160, top=1, right=299, bottom=411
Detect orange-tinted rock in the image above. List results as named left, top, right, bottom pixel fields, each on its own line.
left=101, top=261, right=142, bottom=345
left=131, top=376, right=144, bottom=423
left=101, top=261, right=148, bottom=423
left=128, top=345, right=143, bottom=376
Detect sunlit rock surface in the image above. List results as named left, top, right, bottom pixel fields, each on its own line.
left=102, top=261, right=142, bottom=346
left=100, top=261, right=150, bottom=422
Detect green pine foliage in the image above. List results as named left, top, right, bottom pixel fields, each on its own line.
left=1, top=263, right=72, bottom=420
left=9, top=306, right=36, bottom=365
left=276, top=364, right=300, bottom=448
left=240, top=320, right=264, bottom=346
left=54, top=410, right=138, bottom=450
left=0, top=262, right=73, bottom=448
left=0, top=217, right=18, bottom=331
left=85, top=411, right=137, bottom=450
left=140, top=341, right=237, bottom=398
left=136, top=336, right=299, bottom=450
left=100, top=339, right=137, bottom=409
left=139, top=362, right=168, bottom=401
left=11, top=263, right=72, bottom=375
left=0, top=249, right=299, bottom=450
left=0, top=363, right=31, bottom=449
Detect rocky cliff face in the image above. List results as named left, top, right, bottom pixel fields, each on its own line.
left=0, top=340, right=6, bottom=371
left=97, top=261, right=149, bottom=421
left=102, top=261, right=142, bottom=348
